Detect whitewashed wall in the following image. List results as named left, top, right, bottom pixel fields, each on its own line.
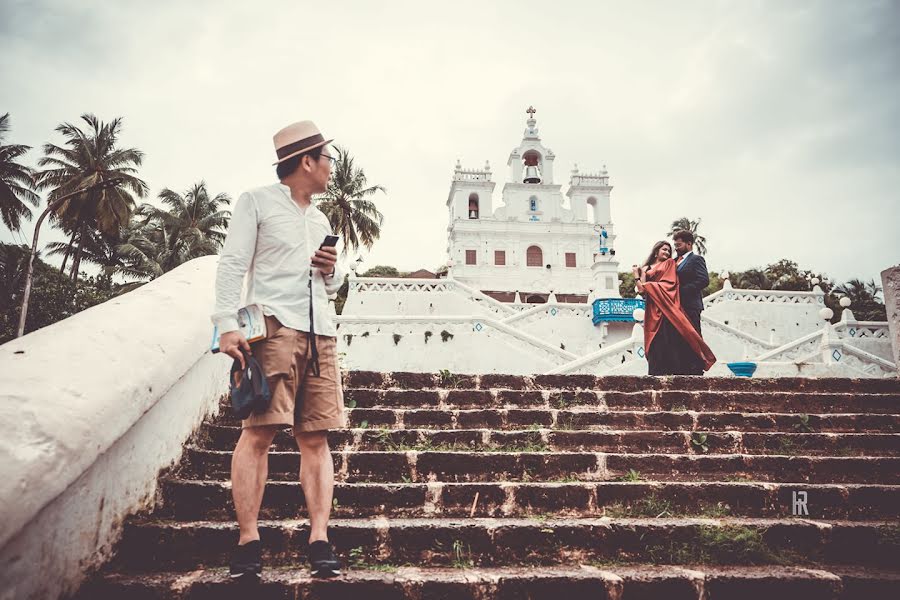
left=0, top=256, right=229, bottom=600
left=702, top=288, right=825, bottom=344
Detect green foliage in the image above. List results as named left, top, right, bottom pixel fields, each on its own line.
left=0, top=243, right=117, bottom=343
left=668, top=217, right=708, bottom=255
left=118, top=182, right=230, bottom=282
left=318, top=145, right=385, bottom=256
left=360, top=265, right=401, bottom=278
left=0, top=112, right=40, bottom=232
left=704, top=271, right=724, bottom=297
left=617, top=469, right=642, bottom=482
left=832, top=279, right=887, bottom=321
left=793, top=414, right=815, bottom=433
left=333, top=277, right=350, bottom=315
left=35, top=113, right=149, bottom=281
left=690, top=432, right=710, bottom=453
left=451, top=539, right=474, bottom=568
left=618, top=271, right=637, bottom=298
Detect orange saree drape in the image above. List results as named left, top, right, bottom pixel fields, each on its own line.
left=642, top=258, right=717, bottom=371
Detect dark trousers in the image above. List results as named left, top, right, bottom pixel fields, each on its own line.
left=685, top=309, right=704, bottom=375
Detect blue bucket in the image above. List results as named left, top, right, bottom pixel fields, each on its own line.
left=727, top=362, right=757, bottom=377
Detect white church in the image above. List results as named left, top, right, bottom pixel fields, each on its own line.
left=336, top=109, right=894, bottom=378
left=445, top=106, right=619, bottom=305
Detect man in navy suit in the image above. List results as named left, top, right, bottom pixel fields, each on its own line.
left=673, top=230, right=709, bottom=375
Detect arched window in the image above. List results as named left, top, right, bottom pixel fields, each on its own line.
left=586, top=197, right=597, bottom=223
left=526, top=245, right=543, bottom=267
left=468, top=193, right=479, bottom=219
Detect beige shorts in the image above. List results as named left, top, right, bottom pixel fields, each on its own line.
left=242, top=315, right=346, bottom=432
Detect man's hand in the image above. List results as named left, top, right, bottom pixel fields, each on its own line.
left=311, top=245, right=338, bottom=275
left=220, top=330, right=251, bottom=369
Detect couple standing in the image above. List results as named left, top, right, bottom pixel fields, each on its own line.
left=633, top=230, right=717, bottom=375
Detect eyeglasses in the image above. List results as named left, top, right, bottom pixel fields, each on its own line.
left=319, top=154, right=337, bottom=167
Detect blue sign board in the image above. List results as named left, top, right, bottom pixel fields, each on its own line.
left=592, top=297, right=645, bottom=324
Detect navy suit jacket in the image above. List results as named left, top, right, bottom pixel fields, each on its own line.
left=676, top=253, right=709, bottom=314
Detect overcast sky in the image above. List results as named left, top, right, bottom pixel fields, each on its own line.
left=2, top=0, right=898, bottom=286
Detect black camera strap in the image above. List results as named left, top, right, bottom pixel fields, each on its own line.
left=307, top=269, right=321, bottom=377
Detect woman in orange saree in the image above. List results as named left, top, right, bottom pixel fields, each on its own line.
left=634, top=241, right=716, bottom=375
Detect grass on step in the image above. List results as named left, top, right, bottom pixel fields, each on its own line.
left=348, top=547, right=399, bottom=573
left=603, top=495, right=731, bottom=518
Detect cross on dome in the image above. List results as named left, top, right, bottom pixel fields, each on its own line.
left=526, top=106, right=536, bottom=118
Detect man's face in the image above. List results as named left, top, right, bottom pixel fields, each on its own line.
left=674, top=239, right=691, bottom=256
left=305, top=146, right=335, bottom=193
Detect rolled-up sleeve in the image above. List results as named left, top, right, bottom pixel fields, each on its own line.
left=211, top=192, right=257, bottom=333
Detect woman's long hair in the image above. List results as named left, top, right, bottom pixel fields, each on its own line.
left=643, top=241, right=673, bottom=269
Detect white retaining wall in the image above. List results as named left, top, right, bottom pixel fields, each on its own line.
left=0, top=256, right=229, bottom=600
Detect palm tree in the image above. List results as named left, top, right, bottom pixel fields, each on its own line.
left=317, top=145, right=385, bottom=255
left=43, top=228, right=124, bottom=276
left=110, top=181, right=230, bottom=284
left=0, top=113, right=40, bottom=232
left=135, top=181, right=231, bottom=272
left=735, top=268, right=771, bottom=290
left=113, top=219, right=168, bottom=285
left=833, top=278, right=885, bottom=320
left=35, top=114, right=148, bottom=282
left=668, top=217, right=708, bottom=255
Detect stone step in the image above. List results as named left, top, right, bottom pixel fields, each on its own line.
left=108, top=517, right=900, bottom=572
left=346, top=371, right=900, bottom=394
left=179, top=448, right=900, bottom=484
left=337, top=408, right=900, bottom=433
left=158, top=480, right=900, bottom=521
left=212, top=406, right=900, bottom=433
left=75, top=565, right=900, bottom=600
left=197, top=425, right=900, bottom=456
left=332, top=389, right=900, bottom=413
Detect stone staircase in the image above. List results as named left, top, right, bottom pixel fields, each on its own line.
left=75, top=373, right=900, bottom=598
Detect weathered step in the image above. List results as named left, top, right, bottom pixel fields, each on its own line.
left=159, top=479, right=900, bottom=521
left=333, top=388, right=900, bottom=413
left=340, top=408, right=900, bottom=433
left=198, top=425, right=900, bottom=456
left=346, top=371, right=900, bottom=394
left=179, top=448, right=900, bottom=484
left=212, top=405, right=900, bottom=433
left=109, top=517, right=900, bottom=572
left=75, top=564, right=900, bottom=600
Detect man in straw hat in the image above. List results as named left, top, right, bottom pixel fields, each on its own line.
left=212, top=120, right=347, bottom=580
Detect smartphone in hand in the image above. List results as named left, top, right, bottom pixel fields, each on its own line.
left=320, top=235, right=339, bottom=249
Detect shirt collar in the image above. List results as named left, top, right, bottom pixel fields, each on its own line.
left=275, top=182, right=318, bottom=216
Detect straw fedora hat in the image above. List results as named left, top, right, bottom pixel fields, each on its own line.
left=272, top=121, right=333, bottom=165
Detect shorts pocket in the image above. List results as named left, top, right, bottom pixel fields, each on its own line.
left=251, top=325, right=296, bottom=378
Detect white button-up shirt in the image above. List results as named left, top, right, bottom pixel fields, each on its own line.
left=212, top=182, right=346, bottom=337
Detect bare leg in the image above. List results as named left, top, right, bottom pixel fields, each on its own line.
left=294, top=430, right=334, bottom=543
left=231, top=425, right=279, bottom=545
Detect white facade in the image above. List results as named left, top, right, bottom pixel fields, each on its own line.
left=446, top=109, right=620, bottom=300
left=337, top=108, right=895, bottom=378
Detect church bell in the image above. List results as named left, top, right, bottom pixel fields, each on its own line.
left=523, top=165, right=542, bottom=184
